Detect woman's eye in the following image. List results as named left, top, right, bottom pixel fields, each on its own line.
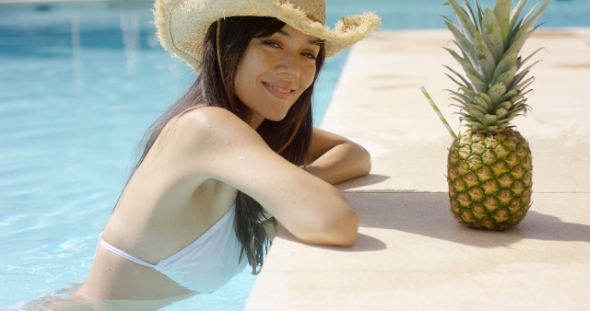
left=261, top=40, right=280, bottom=48
left=302, top=53, right=317, bottom=60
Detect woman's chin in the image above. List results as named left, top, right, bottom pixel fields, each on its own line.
left=264, top=111, right=290, bottom=123
left=266, top=117, right=286, bottom=123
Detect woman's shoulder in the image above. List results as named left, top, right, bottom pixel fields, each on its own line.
left=162, top=106, right=260, bottom=151
left=177, top=106, right=242, bottom=128
left=171, top=106, right=250, bottom=137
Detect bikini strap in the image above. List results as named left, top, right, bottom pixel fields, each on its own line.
left=98, top=233, right=156, bottom=268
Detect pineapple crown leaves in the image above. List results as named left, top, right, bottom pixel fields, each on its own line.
left=442, top=0, right=549, bottom=133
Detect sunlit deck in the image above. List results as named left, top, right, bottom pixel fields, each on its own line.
left=246, top=28, right=590, bottom=310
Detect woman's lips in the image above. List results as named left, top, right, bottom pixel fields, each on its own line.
left=263, top=82, right=294, bottom=100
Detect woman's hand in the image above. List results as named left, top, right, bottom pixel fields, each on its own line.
left=304, top=128, right=371, bottom=185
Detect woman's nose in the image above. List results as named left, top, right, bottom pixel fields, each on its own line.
left=276, top=52, right=300, bottom=78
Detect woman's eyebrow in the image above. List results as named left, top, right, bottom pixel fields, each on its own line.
left=276, top=29, right=325, bottom=46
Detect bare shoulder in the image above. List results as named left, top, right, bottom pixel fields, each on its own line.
left=178, top=106, right=238, bottom=125
left=156, top=106, right=268, bottom=175
left=176, top=106, right=249, bottom=134
left=163, top=107, right=262, bottom=151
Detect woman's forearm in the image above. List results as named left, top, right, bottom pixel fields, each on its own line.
left=304, top=141, right=371, bottom=185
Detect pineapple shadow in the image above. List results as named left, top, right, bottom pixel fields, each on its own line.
left=345, top=192, right=590, bottom=248
left=434, top=210, right=590, bottom=248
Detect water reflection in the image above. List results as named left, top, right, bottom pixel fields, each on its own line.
left=71, top=14, right=82, bottom=87
left=13, top=284, right=196, bottom=311
left=119, top=11, right=139, bottom=72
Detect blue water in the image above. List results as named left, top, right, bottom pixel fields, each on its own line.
left=0, top=0, right=588, bottom=309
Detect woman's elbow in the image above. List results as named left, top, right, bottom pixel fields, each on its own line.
left=351, top=143, right=371, bottom=177
left=339, top=211, right=360, bottom=247
left=325, top=209, right=360, bottom=247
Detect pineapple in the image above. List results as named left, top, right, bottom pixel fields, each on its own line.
left=443, top=0, right=549, bottom=230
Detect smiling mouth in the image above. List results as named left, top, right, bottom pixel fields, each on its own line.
left=263, top=82, right=294, bottom=96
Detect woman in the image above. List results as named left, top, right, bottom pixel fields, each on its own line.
left=71, top=0, right=379, bottom=305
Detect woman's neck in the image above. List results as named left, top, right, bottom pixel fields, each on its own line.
left=248, top=112, right=264, bottom=130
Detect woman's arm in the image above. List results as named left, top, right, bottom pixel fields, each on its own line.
left=170, top=107, right=359, bottom=246
left=305, top=128, right=371, bottom=185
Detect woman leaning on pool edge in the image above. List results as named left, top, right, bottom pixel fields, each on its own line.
left=74, top=0, right=381, bottom=302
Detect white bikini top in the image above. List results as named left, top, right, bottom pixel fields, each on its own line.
left=98, top=204, right=247, bottom=293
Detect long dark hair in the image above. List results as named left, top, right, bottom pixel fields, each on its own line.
left=132, top=16, right=325, bottom=274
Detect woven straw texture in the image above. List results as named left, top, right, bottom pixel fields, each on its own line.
left=154, top=0, right=381, bottom=72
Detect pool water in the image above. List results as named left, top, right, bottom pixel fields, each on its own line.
left=0, top=0, right=588, bottom=309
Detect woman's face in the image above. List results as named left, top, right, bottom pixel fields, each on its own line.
left=234, top=24, right=322, bottom=129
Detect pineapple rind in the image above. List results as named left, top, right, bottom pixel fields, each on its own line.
left=442, top=0, right=545, bottom=230
left=447, top=129, right=532, bottom=230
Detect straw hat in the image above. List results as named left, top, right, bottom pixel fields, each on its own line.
left=154, top=0, right=381, bottom=72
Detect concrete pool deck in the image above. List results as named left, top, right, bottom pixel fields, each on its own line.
left=246, top=28, right=590, bottom=310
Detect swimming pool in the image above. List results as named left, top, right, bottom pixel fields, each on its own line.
left=1, top=0, right=588, bottom=309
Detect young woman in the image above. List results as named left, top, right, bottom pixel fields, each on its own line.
left=18, top=0, right=380, bottom=308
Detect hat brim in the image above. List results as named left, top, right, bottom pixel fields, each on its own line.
left=155, top=0, right=381, bottom=72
